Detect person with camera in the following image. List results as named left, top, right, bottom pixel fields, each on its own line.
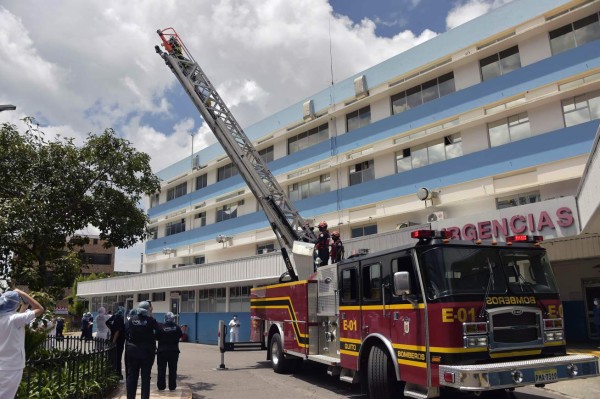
left=0, top=289, right=44, bottom=399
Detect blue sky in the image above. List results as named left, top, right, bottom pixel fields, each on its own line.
left=0, top=0, right=512, bottom=271
left=330, top=0, right=453, bottom=36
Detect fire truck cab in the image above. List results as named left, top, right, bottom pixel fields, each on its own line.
left=251, top=231, right=600, bottom=398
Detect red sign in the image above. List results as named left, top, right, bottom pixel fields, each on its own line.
left=443, top=207, right=574, bottom=240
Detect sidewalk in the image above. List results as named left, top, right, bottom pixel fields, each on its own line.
left=111, top=384, right=192, bottom=399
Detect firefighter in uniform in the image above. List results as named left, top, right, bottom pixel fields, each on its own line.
left=315, top=221, right=330, bottom=267
left=330, top=231, right=344, bottom=264
left=125, top=301, right=158, bottom=399
left=155, top=312, right=183, bottom=392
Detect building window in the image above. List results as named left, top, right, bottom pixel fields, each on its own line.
left=349, top=160, right=374, bottom=186
left=550, top=12, right=600, bottom=55
left=487, top=112, right=530, bottom=147
left=217, top=163, right=238, bottom=182
left=181, top=290, right=196, bottom=312
left=216, top=202, right=241, bottom=223
left=138, top=293, right=150, bottom=302
left=150, top=193, right=160, bottom=208
left=562, top=89, right=600, bottom=127
left=257, top=243, right=275, bottom=255
left=167, top=182, right=187, bottom=202
left=80, top=253, right=112, bottom=265
left=496, top=191, right=541, bottom=209
left=194, top=255, right=206, bottom=265
left=194, top=211, right=206, bottom=228
left=230, top=286, right=251, bottom=312
left=396, top=134, right=463, bottom=172
left=258, top=146, right=274, bottom=163
left=152, top=292, right=166, bottom=302
left=479, top=46, right=521, bottom=81
left=196, top=174, right=207, bottom=191
left=149, top=227, right=158, bottom=240
left=346, top=105, right=371, bottom=132
left=199, top=288, right=226, bottom=312
left=391, top=72, right=455, bottom=115
left=288, top=173, right=330, bottom=201
left=351, top=224, right=378, bottom=238
left=288, top=123, right=329, bottom=154
left=165, top=219, right=186, bottom=236
left=93, top=238, right=98, bottom=245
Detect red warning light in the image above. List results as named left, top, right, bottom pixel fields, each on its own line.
left=411, top=230, right=435, bottom=239
left=506, top=235, right=544, bottom=243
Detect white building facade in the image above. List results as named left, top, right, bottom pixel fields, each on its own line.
left=79, top=0, right=600, bottom=344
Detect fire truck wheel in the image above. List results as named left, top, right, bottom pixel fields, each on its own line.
left=367, top=345, right=400, bottom=399
left=270, top=333, right=289, bottom=374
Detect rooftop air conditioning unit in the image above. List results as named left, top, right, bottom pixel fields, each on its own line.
left=303, top=99, right=315, bottom=121
left=427, top=211, right=445, bottom=222
left=354, top=75, right=369, bottom=98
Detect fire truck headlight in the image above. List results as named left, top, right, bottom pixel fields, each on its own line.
left=554, top=331, right=564, bottom=341
left=544, top=331, right=556, bottom=341
left=463, top=322, right=488, bottom=335
left=465, top=335, right=488, bottom=347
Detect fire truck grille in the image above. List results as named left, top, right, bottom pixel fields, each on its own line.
left=489, top=308, right=541, bottom=347
left=493, top=327, right=539, bottom=343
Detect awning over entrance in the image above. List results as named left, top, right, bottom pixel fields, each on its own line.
left=577, top=125, right=600, bottom=235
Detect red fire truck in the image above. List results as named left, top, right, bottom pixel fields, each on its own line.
left=251, top=231, right=600, bottom=397
left=156, top=29, right=599, bottom=398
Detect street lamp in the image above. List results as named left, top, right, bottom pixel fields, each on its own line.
left=0, top=105, right=16, bottom=112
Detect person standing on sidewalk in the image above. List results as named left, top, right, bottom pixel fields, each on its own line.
left=95, top=306, right=109, bottom=340
left=593, top=298, right=600, bottom=348
left=125, top=301, right=158, bottom=399
left=228, top=315, right=240, bottom=343
left=107, top=306, right=126, bottom=380
left=155, top=312, right=183, bottom=391
left=0, top=289, right=45, bottom=399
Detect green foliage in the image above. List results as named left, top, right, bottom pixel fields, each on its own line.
left=17, top=347, right=119, bottom=399
left=0, top=118, right=160, bottom=298
left=68, top=273, right=105, bottom=317
left=24, top=327, right=49, bottom=360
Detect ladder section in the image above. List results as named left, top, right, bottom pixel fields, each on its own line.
left=155, top=28, right=318, bottom=277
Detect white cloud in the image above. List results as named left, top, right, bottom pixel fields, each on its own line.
left=446, top=0, right=514, bottom=30
left=1, top=0, right=484, bottom=271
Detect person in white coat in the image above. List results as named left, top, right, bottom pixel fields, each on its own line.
left=228, top=315, right=240, bottom=343
left=95, top=307, right=109, bottom=340
left=0, top=289, right=44, bottom=399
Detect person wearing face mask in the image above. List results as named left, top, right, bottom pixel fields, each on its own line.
left=228, top=315, right=240, bottom=343
left=125, top=301, right=158, bottom=399
left=155, top=312, right=183, bottom=392
left=593, top=298, right=600, bottom=348
left=0, top=289, right=44, bottom=399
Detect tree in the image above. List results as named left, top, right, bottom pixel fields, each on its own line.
left=0, top=119, right=161, bottom=296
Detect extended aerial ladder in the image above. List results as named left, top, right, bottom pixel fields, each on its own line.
left=156, top=28, right=318, bottom=281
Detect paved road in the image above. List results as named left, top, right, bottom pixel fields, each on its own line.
left=160, top=343, right=600, bottom=399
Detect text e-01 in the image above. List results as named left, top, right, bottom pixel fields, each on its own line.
left=343, top=319, right=358, bottom=331
left=442, top=307, right=476, bottom=323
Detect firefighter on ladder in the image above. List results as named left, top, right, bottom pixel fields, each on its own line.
left=330, top=231, right=344, bottom=264
left=168, top=36, right=184, bottom=60
left=314, top=221, right=330, bottom=267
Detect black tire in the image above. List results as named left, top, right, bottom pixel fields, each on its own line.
left=367, top=345, right=401, bottom=399
left=270, top=333, right=289, bottom=374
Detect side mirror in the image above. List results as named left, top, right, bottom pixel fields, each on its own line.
left=393, top=271, right=411, bottom=296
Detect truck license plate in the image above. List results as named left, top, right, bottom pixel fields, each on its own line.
left=534, top=369, right=558, bottom=382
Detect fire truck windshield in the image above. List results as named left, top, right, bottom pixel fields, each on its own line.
left=419, top=246, right=558, bottom=300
